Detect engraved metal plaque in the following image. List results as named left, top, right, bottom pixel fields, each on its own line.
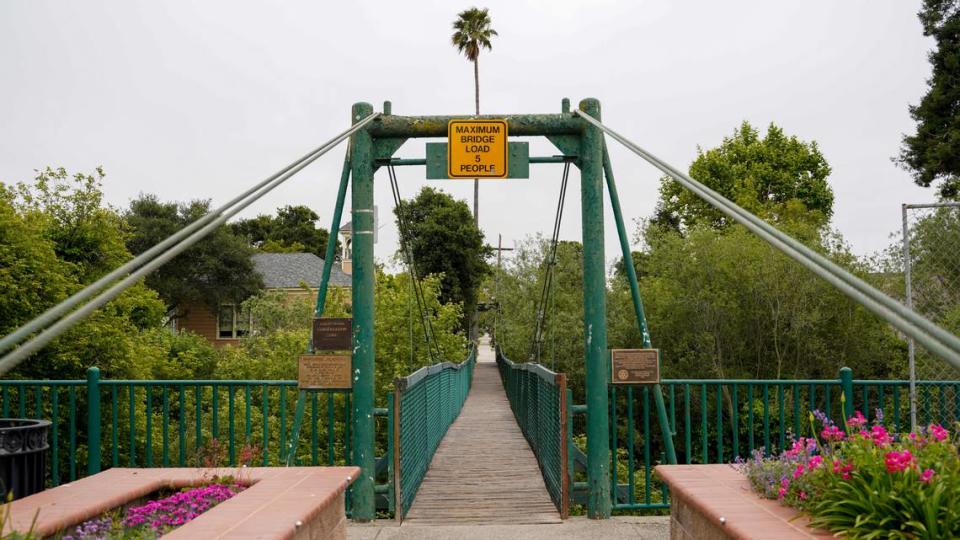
left=312, top=317, right=352, bottom=351
left=298, top=355, right=352, bottom=390
left=611, top=349, right=660, bottom=385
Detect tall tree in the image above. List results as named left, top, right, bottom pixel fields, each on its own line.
left=395, top=187, right=491, bottom=332
left=231, top=205, right=335, bottom=257
left=451, top=6, right=497, bottom=225
left=2, top=168, right=168, bottom=379
left=126, top=195, right=262, bottom=318
left=898, top=0, right=960, bottom=199
left=654, top=122, right=833, bottom=232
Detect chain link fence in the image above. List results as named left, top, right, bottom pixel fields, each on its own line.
left=902, top=202, right=960, bottom=429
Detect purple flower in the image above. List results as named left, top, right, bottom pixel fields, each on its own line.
left=812, top=409, right=833, bottom=427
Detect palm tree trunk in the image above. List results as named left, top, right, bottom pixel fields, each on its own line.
left=473, top=57, right=480, bottom=227
left=471, top=56, right=480, bottom=343
left=474, top=57, right=480, bottom=116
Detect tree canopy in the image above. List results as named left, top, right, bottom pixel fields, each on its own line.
left=230, top=205, right=336, bottom=257
left=126, top=194, right=262, bottom=317
left=395, top=187, right=491, bottom=330
left=655, top=122, right=833, bottom=231
left=451, top=7, right=497, bottom=63
left=898, top=0, right=960, bottom=199
left=1, top=168, right=168, bottom=379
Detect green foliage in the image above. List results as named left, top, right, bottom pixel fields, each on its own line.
left=0, top=184, right=71, bottom=335
left=1, top=168, right=169, bottom=380
left=125, top=194, right=263, bottom=315
left=618, top=223, right=903, bottom=380
left=899, top=1, right=960, bottom=199
left=395, top=187, right=491, bottom=330
left=139, top=329, right=219, bottom=380
left=374, top=271, right=467, bottom=402
left=230, top=205, right=336, bottom=258
left=491, top=236, right=587, bottom=398
left=12, top=167, right=129, bottom=283
left=216, top=269, right=466, bottom=405
left=655, top=122, right=833, bottom=231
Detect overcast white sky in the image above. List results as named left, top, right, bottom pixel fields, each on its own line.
left=0, top=1, right=938, bottom=268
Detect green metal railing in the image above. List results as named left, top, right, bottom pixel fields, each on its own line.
left=571, top=367, right=960, bottom=512
left=0, top=368, right=354, bottom=488
left=9, top=361, right=960, bottom=518
left=394, top=345, right=476, bottom=519
left=496, top=349, right=569, bottom=518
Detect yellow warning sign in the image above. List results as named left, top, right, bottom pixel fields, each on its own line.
left=447, top=119, right=508, bottom=178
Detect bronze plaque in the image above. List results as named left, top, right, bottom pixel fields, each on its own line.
left=611, top=349, right=660, bottom=384
left=298, top=355, right=352, bottom=390
left=312, top=317, right=352, bottom=351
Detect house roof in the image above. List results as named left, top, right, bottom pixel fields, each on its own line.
left=251, top=253, right=351, bottom=289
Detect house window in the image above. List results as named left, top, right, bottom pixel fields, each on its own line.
left=218, top=303, right=250, bottom=339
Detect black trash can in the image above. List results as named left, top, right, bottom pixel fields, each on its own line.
left=0, top=419, right=50, bottom=500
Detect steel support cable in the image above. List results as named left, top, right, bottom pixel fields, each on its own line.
left=388, top=164, right=439, bottom=362
left=387, top=164, right=441, bottom=363
left=0, top=114, right=378, bottom=357
left=0, top=112, right=380, bottom=376
left=530, top=161, right=571, bottom=362
left=388, top=164, right=432, bottom=357
left=575, top=109, right=960, bottom=370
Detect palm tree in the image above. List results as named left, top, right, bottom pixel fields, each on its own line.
left=451, top=7, right=497, bottom=224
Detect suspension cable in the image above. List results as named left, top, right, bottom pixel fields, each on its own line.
left=530, top=160, right=572, bottom=362
left=387, top=164, right=442, bottom=363
left=575, top=109, right=960, bottom=370
left=0, top=113, right=380, bottom=376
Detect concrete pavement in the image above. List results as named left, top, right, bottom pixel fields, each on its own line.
left=348, top=516, right=670, bottom=539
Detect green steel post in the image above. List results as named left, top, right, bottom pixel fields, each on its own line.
left=602, top=142, right=677, bottom=465
left=285, top=390, right=307, bottom=465
left=840, top=367, right=854, bottom=422
left=350, top=102, right=376, bottom=521
left=86, top=367, right=101, bottom=475
left=566, top=388, right=574, bottom=502
left=313, top=149, right=352, bottom=320
left=578, top=98, right=611, bottom=518
left=387, top=391, right=395, bottom=515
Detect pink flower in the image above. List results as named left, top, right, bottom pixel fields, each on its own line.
left=869, top=425, right=891, bottom=447
left=821, top=425, right=845, bottom=442
left=793, top=464, right=805, bottom=479
left=929, top=424, right=949, bottom=442
left=807, top=455, right=823, bottom=471
left=847, top=411, right=867, bottom=429
left=920, top=468, right=935, bottom=483
left=884, top=450, right=914, bottom=473
left=799, top=490, right=807, bottom=501
left=831, top=459, right=854, bottom=479
left=777, top=486, right=788, bottom=499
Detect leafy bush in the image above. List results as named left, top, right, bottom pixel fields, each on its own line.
left=740, top=406, right=960, bottom=539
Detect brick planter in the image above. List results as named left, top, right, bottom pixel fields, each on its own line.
left=656, top=464, right=831, bottom=540
left=6, top=466, right=358, bottom=540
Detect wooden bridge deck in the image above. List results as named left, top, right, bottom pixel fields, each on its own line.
left=403, top=339, right=562, bottom=526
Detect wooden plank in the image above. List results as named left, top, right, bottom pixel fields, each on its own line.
left=403, top=340, right=562, bottom=526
